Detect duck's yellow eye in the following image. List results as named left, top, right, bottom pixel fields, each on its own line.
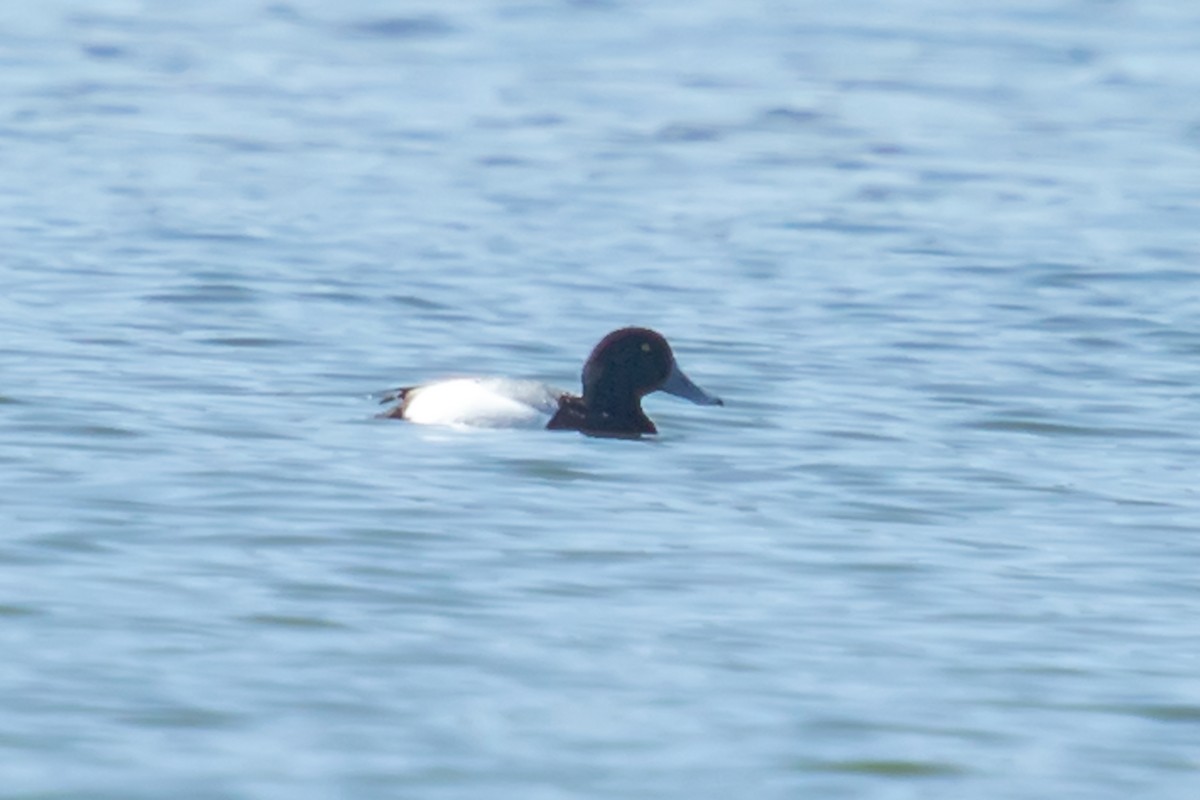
left=641, top=343, right=651, bottom=352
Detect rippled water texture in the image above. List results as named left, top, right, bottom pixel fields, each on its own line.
left=3, top=1, right=1200, bottom=797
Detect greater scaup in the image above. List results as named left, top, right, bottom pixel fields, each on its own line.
left=378, top=327, right=723, bottom=437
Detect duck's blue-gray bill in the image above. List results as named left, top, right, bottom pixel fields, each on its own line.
left=661, top=362, right=723, bottom=406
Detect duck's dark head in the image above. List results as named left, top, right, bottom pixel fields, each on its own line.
left=581, top=327, right=723, bottom=408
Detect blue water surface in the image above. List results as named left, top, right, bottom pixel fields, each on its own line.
left=3, top=1, right=1200, bottom=798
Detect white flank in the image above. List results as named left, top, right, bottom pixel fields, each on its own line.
left=401, top=378, right=564, bottom=429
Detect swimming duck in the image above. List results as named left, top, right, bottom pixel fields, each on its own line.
left=378, top=327, right=723, bottom=437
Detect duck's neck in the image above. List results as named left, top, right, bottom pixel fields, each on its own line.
left=583, top=384, right=656, bottom=435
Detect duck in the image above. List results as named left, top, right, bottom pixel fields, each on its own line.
left=378, top=327, right=723, bottom=437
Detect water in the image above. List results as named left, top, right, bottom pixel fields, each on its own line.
left=3, top=0, right=1200, bottom=797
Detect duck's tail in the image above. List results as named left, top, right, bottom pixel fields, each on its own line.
left=375, top=386, right=417, bottom=418
left=375, top=386, right=413, bottom=405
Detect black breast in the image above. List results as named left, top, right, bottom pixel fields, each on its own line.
left=547, top=395, right=655, bottom=438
